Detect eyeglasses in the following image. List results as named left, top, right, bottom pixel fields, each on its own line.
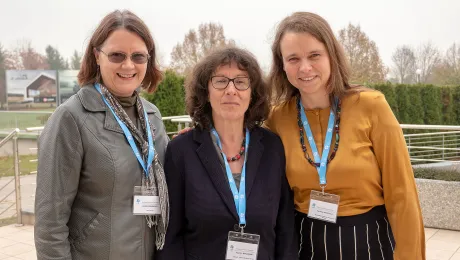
left=97, top=48, right=150, bottom=64
left=210, top=76, right=250, bottom=90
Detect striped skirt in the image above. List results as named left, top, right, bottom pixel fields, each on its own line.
left=295, top=205, right=396, bottom=260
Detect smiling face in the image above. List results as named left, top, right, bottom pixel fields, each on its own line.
left=95, top=29, right=149, bottom=97
left=208, top=61, right=252, bottom=123
left=280, top=32, right=331, bottom=99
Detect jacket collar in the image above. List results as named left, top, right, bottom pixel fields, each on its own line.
left=193, top=127, right=264, bottom=222
left=77, top=85, right=156, bottom=134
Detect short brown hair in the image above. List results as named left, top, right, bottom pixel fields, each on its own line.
left=185, top=47, right=270, bottom=130
left=78, top=10, right=162, bottom=93
left=269, top=12, right=361, bottom=105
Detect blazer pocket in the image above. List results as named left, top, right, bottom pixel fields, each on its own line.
left=69, top=212, right=104, bottom=247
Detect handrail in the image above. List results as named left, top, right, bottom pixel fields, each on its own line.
left=0, top=129, right=20, bottom=148
left=0, top=128, right=22, bottom=225
left=400, top=124, right=460, bottom=130
left=404, top=131, right=460, bottom=137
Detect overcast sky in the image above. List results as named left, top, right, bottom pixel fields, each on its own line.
left=1, top=0, right=459, bottom=74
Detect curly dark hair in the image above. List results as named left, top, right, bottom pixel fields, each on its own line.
left=185, top=47, right=270, bottom=130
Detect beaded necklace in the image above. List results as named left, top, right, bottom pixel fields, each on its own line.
left=296, top=96, right=342, bottom=167
left=225, top=138, right=246, bottom=162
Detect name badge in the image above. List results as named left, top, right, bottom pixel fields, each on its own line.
left=226, top=231, right=260, bottom=260
left=308, top=190, right=340, bottom=223
left=133, top=186, right=160, bottom=215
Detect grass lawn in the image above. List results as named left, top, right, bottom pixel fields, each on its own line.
left=0, top=111, right=53, bottom=130
left=0, top=216, right=17, bottom=227
left=0, top=155, right=38, bottom=178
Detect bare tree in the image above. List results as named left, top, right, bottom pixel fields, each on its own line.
left=392, top=45, right=416, bottom=84
left=415, top=42, right=441, bottom=83
left=170, top=22, right=234, bottom=75
left=338, top=23, right=387, bottom=84
left=432, top=43, right=460, bottom=85
left=15, top=40, right=48, bottom=70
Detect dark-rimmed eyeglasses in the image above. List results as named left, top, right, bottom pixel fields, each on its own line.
left=210, top=76, right=250, bottom=90
left=97, top=48, right=150, bottom=64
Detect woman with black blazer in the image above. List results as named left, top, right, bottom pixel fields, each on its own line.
left=157, top=47, right=297, bottom=260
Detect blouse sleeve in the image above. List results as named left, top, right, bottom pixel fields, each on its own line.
left=369, top=93, right=426, bottom=260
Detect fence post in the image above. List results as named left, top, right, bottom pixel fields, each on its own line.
left=442, top=134, right=445, bottom=160
left=12, top=129, right=22, bottom=226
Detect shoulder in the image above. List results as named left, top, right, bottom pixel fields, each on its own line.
left=342, top=90, right=388, bottom=111
left=167, top=128, right=196, bottom=150
left=254, top=127, right=283, bottom=151
left=269, top=98, right=296, bottom=119
left=48, top=93, right=86, bottom=126
left=265, top=98, right=297, bottom=133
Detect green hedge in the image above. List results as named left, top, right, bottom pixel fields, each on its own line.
left=369, top=84, right=460, bottom=125
left=142, top=70, right=186, bottom=134
left=413, top=167, right=460, bottom=182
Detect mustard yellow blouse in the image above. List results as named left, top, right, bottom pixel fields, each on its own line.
left=265, top=91, right=425, bottom=260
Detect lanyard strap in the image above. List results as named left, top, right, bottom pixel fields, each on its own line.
left=94, top=84, right=154, bottom=178
left=211, top=128, right=250, bottom=226
left=299, top=99, right=337, bottom=186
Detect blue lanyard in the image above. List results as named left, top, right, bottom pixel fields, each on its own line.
left=299, top=99, right=336, bottom=186
left=212, top=128, right=250, bottom=226
left=94, top=84, right=154, bottom=178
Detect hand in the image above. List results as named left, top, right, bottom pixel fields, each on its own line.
left=172, top=127, right=193, bottom=139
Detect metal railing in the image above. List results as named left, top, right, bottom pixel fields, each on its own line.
left=401, top=124, right=460, bottom=164
left=0, top=128, right=22, bottom=225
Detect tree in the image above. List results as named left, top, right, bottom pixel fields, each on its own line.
left=142, top=70, right=186, bottom=133
left=338, top=23, right=387, bottom=84
left=0, top=43, right=7, bottom=108
left=392, top=45, right=416, bottom=84
left=71, top=50, right=82, bottom=70
left=3, top=50, right=23, bottom=70
left=170, top=22, right=234, bottom=75
left=415, top=42, right=441, bottom=83
left=437, top=43, right=460, bottom=85
left=46, top=45, right=68, bottom=70
left=16, top=40, right=48, bottom=70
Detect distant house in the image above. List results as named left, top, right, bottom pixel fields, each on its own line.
left=7, top=71, right=57, bottom=104
left=26, top=73, right=56, bottom=99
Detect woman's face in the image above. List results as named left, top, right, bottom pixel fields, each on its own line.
left=95, top=29, right=149, bottom=97
left=280, top=32, right=331, bottom=98
left=208, top=61, right=252, bottom=123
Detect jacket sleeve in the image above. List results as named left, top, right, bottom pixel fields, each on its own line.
left=156, top=140, right=185, bottom=260
left=34, top=106, right=83, bottom=260
left=274, top=139, right=298, bottom=260
left=369, top=94, right=426, bottom=260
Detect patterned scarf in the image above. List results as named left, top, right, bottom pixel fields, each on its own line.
left=99, top=84, right=169, bottom=250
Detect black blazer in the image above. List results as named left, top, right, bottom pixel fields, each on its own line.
left=157, top=127, right=297, bottom=260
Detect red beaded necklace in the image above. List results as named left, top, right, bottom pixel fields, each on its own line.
left=226, top=138, right=246, bottom=162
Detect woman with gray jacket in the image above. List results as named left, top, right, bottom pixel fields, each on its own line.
left=34, top=10, right=169, bottom=260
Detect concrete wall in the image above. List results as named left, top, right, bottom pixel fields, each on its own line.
left=416, top=178, right=460, bottom=231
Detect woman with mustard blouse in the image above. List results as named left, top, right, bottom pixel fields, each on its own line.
left=265, top=12, right=425, bottom=259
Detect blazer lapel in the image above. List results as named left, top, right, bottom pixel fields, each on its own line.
left=194, top=129, right=239, bottom=222
left=245, top=128, right=264, bottom=198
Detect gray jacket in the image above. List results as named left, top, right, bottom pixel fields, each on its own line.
left=34, top=86, right=169, bottom=260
